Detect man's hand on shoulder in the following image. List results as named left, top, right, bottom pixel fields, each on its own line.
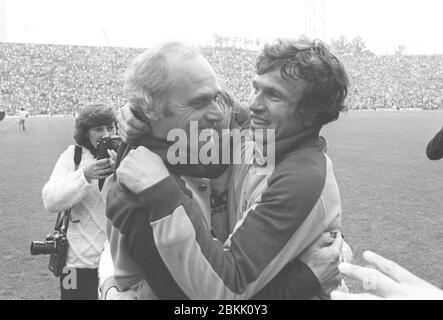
left=117, top=104, right=151, bottom=144
left=117, top=146, right=169, bottom=194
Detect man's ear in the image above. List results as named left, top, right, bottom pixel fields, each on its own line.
left=130, top=102, right=157, bottom=125
left=143, top=109, right=161, bottom=122
left=140, top=92, right=162, bottom=122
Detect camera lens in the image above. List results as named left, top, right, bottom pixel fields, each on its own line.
left=30, top=241, right=56, bottom=255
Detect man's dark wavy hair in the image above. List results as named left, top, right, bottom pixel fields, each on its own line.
left=255, top=38, right=349, bottom=126
left=73, top=103, right=116, bottom=154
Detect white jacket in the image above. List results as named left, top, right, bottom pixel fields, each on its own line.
left=42, top=145, right=107, bottom=269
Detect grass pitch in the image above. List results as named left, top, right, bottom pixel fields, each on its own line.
left=0, top=111, right=442, bottom=299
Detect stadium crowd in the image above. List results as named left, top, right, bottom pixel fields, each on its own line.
left=1, top=42, right=442, bottom=115
left=344, top=53, right=443, bottom=110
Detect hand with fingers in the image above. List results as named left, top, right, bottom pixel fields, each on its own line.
left=83, top=158, right=114, bottom=183
left=117, top=146, right=169, bottom=194
left=107, top=149, right=117, bottom=170
left=117, top=104, right=151, bottom=144
left=331, top=250, right=443, bottom=300
left=300, top=231, right=344, bottom=296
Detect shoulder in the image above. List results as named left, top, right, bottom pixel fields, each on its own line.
left=57, top=145, right=89, bottom=164
left=273, top=145, right=326, bottom=184
left=265, top=145, right=327, bottom=203
left=59, top=145, right=76, bottom=160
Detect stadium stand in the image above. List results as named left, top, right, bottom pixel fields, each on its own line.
left=0, top=42, right=442, bottom=115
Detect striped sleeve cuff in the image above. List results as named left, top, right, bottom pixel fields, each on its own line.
left=137, top=176, right=189, bottom=221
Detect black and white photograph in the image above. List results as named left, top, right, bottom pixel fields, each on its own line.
left=1, top=0, right=443, bottom=304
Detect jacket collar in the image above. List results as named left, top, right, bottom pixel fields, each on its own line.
left=252, top=125, right=324, bottom=168
left=274, top=125, right=323, bottom=162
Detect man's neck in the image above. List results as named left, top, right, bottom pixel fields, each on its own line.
left=273, top=126, right=322, bottom=161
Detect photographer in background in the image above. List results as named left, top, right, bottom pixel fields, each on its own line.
left=42, top=103, right=119, bottom=300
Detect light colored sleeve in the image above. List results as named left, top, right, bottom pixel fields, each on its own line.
left=42, top=145, right=92, bottom=212
left=98, top=240, right=115, bottom=288
left=98, top=241, right=140, bottom=300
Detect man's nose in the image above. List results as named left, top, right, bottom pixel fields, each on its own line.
left=249, top=95, right=265, bottom=114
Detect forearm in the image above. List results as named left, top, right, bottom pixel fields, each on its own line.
left=42, top=168, right=90, bottom=212
left=251, top=259, right=321, bottom=300
left=125, top=211, right=190, bottom=300
left=98, top=241, right=114, bottom=289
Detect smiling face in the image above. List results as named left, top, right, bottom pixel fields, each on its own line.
left=149, top=54, right=228, bottom=144
left=249, top=67, right=308, bottom=141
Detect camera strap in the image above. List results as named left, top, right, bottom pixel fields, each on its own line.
left=73, top=145, right=82, bottom=169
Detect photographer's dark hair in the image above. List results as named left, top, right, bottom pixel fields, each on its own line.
left=255, top=38, right=349, bottom=126
left=73, top=103, right=117, bottom=154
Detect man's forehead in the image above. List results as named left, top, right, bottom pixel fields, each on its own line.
left=168, top=54, right=215, bottom=78
left=253, top=68, right=303, bottom=92
left=166, top=56, right=221, bottom=103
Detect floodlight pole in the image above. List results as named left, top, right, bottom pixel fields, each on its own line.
left=102, top=29, right=110, bottom=47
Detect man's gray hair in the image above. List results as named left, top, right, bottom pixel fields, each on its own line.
left=123, top=42, right=199, bottom=120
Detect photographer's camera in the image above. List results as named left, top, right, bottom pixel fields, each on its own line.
left=30, top=232, right=62, bottom=255
left=96, top=136, right=121, bottom=160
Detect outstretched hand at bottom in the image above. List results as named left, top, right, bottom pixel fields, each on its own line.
left=331, top=251, right=443, bottom=300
